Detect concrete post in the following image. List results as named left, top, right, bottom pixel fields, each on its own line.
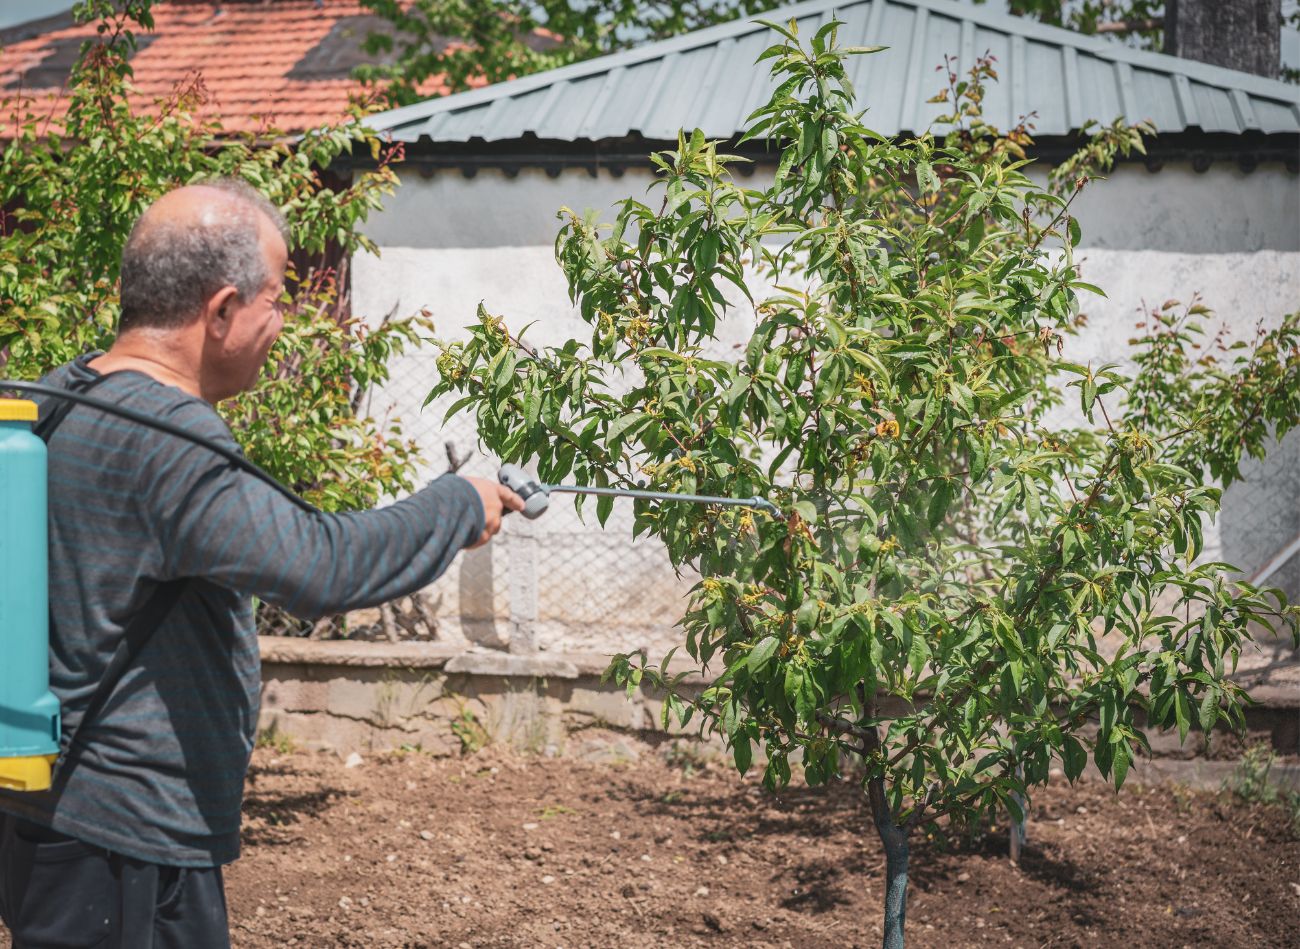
left=508, top=517, right=539, bottom=654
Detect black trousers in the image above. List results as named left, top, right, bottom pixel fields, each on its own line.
left=0, top=814, right=230, bottom=949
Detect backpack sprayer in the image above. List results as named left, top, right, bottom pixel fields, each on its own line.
left=0, top=380, right=779, bottom=791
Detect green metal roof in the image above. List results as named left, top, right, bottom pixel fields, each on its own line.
left=369, top=0, right=1300, bottom=147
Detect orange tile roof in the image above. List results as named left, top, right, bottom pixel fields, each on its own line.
left=0, top=0, right=438, bottom=134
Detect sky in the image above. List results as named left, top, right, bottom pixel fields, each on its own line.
left=0, top=1, right=75, bottom=31
left=0, top=0, right=1295, bottom=72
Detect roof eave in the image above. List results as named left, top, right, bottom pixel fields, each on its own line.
left=340, top=128, right=1300, bottom=175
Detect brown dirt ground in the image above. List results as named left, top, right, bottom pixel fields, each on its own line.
left=3, top=740, right=1297, bottom=948
left=221, top=740, right=1298, bottom=949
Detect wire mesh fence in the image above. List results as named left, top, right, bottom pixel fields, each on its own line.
left=279, top=350, right=698, bottom=656
left=1221, top=426, right=1300, bottom=602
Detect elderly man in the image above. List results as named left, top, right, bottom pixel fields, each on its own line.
left=0, top=179, right=521, bottom=948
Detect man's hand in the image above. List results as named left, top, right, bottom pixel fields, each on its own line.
left=464, top=476, right=526, bottom=548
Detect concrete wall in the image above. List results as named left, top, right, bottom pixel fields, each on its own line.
left=353, top=160, right=1300, bottom=655
left=256, top=640, right=1300, bottom=782
left=257, top=639, right=711, bottom=760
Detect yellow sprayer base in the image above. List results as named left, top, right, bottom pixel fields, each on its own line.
left=0, top=755, right=58, bottom=791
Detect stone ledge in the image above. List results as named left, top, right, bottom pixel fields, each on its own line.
left=444, top=652, right=579, bottom=679
left=258, top=638, right=582, bottom=679
left=562, top=650, right=709, bottom=682
left=258, top=638, right=461, bottom=668
left=257, top=639, right=709, bottom=682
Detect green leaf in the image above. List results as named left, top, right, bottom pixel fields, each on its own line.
left=1174, top=688, right=1191, bottom=742
left=783, top=665, right=803, bottom=711
left=1197, top=687, right=1219, bottom=731
left=1112, top=741, right=1130, bottom=790
left=1061, top=736, right=1087, bottom=782
left=968, top=437, right=988, bottom=482
left=605, top=411, right=646, bottom=449
left=908, top=629, right=929, bottom=676
left=732, top=736, right=753, bottom=775
left=927, top=479, right=954, bottom=529
left=916, top=160, right=938, bottom=194
left=795, top=598, right=819, bottom=632
left=748, top=636, right=780, bottom=673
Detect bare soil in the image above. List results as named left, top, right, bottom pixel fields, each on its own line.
left=2, top=740, right=1296, bottom=948
left=214, top=741, right=1299, bottom=948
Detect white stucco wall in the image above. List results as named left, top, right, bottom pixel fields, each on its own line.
left=355, top=161, right=1300, bottom=653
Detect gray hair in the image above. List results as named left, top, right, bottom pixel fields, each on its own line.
left=118, top=177, right=289, bottom=332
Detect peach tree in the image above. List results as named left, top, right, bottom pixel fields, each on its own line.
left=428, top=21, right=1300, bottom=946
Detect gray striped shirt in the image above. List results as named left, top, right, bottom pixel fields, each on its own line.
left=0, top=354, right=484, bottom=866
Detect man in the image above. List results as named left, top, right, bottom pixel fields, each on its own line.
left=0, top=179, right=522, bottom=948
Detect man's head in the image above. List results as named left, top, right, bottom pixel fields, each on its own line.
left=119, top=179, right=289, bottom=400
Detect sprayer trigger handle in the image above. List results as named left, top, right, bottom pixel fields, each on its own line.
left=497, top=464, right=550, bottom=519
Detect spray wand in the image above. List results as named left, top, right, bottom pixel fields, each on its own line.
left=497, top=463, right=780, bottom=520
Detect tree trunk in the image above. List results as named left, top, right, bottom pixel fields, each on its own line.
left=1165, top=0, right=1281, bottom=78
left=875, top=808, right=911, bottom=949
left=861, top=696, right=913, bottom=948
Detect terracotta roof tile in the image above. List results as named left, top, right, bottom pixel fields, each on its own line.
left=0, top=0, right=401, bottom=134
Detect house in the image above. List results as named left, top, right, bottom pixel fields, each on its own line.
left=354, top=0, right=1300, bottom=657
left=0, top=0, right=418, bottom=134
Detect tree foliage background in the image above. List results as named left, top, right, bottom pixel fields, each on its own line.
left=355, top=0, right=778, bottom=107
left=1, top=0, right=428, bottom=514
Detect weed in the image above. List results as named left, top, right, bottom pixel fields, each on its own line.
left=451, top=706, right=490, bottom=755
left=664, top=739, right=713, bottom=777
left=256, top=723, right=295, bottom=755
left=373, top=670, right=441, bottom=728
left=539, top=804, right=576, bottom=820
left=1170, top=783, right=1196, bottom=814
left=1225, top=742, right=1300, bottom=837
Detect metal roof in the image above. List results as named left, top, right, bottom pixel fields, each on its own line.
left=368, top=0, right=1300, bottom=146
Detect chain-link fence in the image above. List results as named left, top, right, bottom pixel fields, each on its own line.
left=1222, top=426, right=1300, bottom=602
left=290, top=350, right=697, bottom=657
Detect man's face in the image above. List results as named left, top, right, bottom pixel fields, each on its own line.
left=219, top=216, right=288, bottom=398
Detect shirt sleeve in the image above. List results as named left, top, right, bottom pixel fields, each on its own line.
left=142, top=398, right=486, bottom=620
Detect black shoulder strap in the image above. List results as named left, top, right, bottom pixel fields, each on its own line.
left=32, top=371, right=111, bottom=440
left=37, top=371, right=191, bottom=780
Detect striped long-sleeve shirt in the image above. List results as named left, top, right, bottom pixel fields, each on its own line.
left=0, top=354, right=484, bottom=866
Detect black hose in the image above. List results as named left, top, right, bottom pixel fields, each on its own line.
left=1, top=379, right=319, bottom=514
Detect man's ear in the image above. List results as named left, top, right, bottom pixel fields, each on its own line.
left=204, top=285, right=241, bottom=340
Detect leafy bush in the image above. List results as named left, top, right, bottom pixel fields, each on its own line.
left=428, top=19, right=1300, bottom=945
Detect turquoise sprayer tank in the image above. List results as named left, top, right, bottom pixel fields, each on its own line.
left=0, top=399, right=60, bottom=791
